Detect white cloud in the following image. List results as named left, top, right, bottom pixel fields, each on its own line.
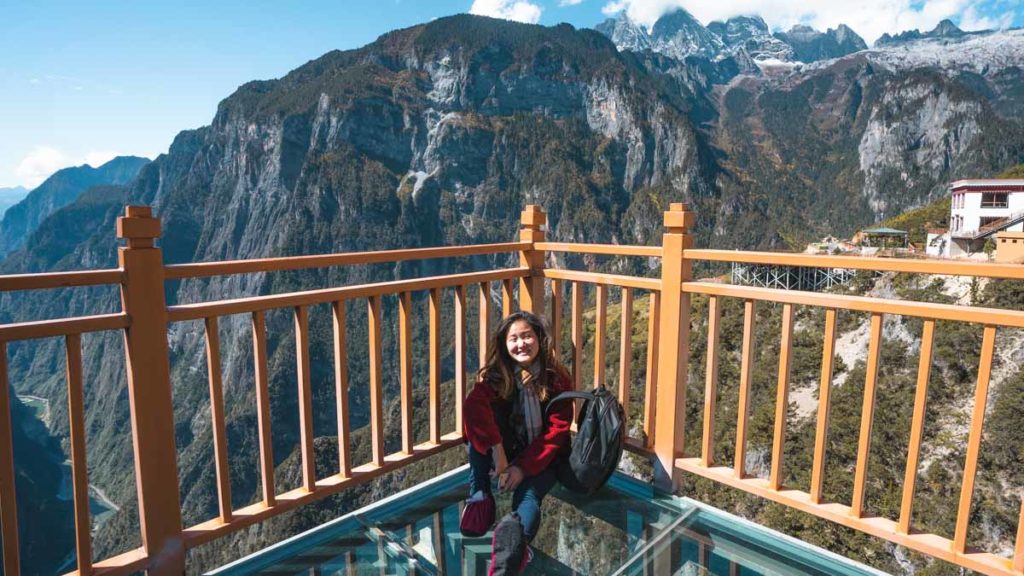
left=470, top=0, right=543, bottom=23
left=15, top=147, right=69, bottom=189
left=560, top=0, right=585, bottom=6
left=13, top=147, right=124, bottom=189
left=598, top=0, right=1011, bottom=44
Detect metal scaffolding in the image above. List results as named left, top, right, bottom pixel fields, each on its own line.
left=731, top=262, right=857, bottom=291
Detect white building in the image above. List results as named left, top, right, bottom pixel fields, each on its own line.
left=945, top=179, right=1024, bottom=256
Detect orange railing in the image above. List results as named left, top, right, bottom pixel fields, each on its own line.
left=0, top=203, right=1023, bottom=575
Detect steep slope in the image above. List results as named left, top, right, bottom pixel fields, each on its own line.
left=0, top=156, right=149, bottom=258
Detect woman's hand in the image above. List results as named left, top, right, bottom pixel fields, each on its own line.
left=499, top=465, right=524, bottom=492
left=491, top=444, right=509, bottom=478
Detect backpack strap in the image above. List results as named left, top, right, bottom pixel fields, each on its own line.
left=544, top=390, right=600, bottom=416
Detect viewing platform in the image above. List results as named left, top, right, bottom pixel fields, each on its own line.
left=1, top=204, right=1024, bottom=575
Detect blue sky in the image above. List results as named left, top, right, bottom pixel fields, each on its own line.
left=1, top=0, right=1021, bottom=188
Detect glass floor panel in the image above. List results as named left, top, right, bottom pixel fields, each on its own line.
left=209, top=466, right=887, bottom=576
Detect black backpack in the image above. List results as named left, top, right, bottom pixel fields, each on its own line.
left=545, top=385, right=625, bottom=495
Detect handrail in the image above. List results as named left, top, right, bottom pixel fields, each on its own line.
left=167, top=267, right=528, bottom=322
left=535, top=242, right=662, bottom=258
left=541, top=269, right=661, bottom=291
left=684, top=249, right=1024, bottom=279
left=0, top=269, right=124, bottom=292
left=0, top=313, right=130, bottom=342
left=164, top=242, right=530, bottom=279
left=682, top=281, right=1024, bottom=327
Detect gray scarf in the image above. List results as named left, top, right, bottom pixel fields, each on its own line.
left=517, top=360, right=544, bottom=444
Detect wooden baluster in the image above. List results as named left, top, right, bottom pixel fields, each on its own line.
left=399, top=292, right=414, bottom=454
left=643, top=292, right=660, bottom=448
left=454, top=285, right=467, bottom=435
left=769, top=303, right=795, bottom=490
left=0, top=343, right=17, bottom=575
left=701, top=295, right=721, bottom=468
left=654, top=203, right=695, bottom=490
left=594, top=284, right=608, bottom=388
left=502, top=278, right=514, bottom=317
left=429, top=288, right=442, bottom=444
left=66, top=334, right=92, bottom=574
left=1013, top=498, right=1024, bottom=571
left=618, top=288, right=633, bottom=418
left=252, top=311, right=275, bottom=505
left=898, top=319, right=935, bottom=534
left=571, top=282, right=584, bottom=392
left=953, top=325, right=998, bottom=553
left=295, top=306, right=316, bottom=491
left=479, top=282, right=491, bottom=367
left=550, top=279, right=562, bottom=351
left=367, top=296, right=385, bottom=466
left=332, top=300, right=351, bottom=478
left=851, top=312, right=884, bottom=518
left=433, top=511, right=448, bottom=574
left=734, top=299, right=757, bottom=478
left=0, top=344, right=17, bottom=576
left=810, top=308, right=838, bottom=504
left=204, top=317, right=233, bottom=521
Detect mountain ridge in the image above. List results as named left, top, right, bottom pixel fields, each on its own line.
left=0, top=156, right=149, bottom=259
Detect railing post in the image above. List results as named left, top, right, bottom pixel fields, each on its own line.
left=518, top=205, right=546, bottom=315
left=117, top=205, right=185, bottom=574
left=653, top=203, right=694, bottom=492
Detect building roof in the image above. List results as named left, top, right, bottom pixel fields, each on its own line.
left=950, top=179, right=1024, bottom=191
left=861, top=227, right=908, bottom=235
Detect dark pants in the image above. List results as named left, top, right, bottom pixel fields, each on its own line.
left=468, top=445, right=558, bottom=542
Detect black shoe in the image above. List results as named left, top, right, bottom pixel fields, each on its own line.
left=489, top=512, right=526, bottom=576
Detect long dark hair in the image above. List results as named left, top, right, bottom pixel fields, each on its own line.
left=477, top=311, right=569, bottom=402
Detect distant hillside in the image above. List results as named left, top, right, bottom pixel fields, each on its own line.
left=0, top=156, right=148, bottom=258
left=0, top=186, right=28, bottom=217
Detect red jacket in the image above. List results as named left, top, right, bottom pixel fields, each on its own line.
left=463, top=372, right=573, bottom=477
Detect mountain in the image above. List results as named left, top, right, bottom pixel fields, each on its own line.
left=596, top=10, right=866, bottom=65
left=648, top=8, right=725, bottom=60
left=773, top=24, right=867, bottom=62
left=876, top=18, right=969, bottom=47
left=594, top=12, right=651, bottom=54
left=0, top=186, right=28, bottom=217
left=2, top=14, right=1023, bottom=572
left=708, top=16, right=794, bottom=62
left=0, top=156, right=149, bottom=258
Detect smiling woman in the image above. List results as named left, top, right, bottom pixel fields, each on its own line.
left=461, top=311, right=574, bottom=572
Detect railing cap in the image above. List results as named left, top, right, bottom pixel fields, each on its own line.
left=664, top=204, right=695, bottom=232
left=521, top=205, right=546, bottom=228
left=118, top=205, right=161, bottom=248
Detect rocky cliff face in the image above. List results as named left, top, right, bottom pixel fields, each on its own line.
left=3, top=13, right=1024, bottom=571
left=0, top=156, right=148, bottom=258
left=773, top=24, right=867, bottom=62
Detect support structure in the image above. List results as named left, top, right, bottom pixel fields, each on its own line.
left=653, top=203, right=694, bottom=491
left=518, top=205, right=547, bottom=315
left=117, top=206, right=185, bottom=574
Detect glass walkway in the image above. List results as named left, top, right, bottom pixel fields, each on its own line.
left=209, top=467, right=889, bottom=576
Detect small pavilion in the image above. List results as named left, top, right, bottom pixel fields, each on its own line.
left=859, top=227, right=909, bottom=249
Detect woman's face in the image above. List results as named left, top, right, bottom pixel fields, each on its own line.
left=505, top=319, right=539, bottom=366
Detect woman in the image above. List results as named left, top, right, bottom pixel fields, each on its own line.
left=461, top=310, right=574, bottom=574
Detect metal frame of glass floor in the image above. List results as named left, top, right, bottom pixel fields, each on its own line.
left=208, top=466, right=891, bottom=576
